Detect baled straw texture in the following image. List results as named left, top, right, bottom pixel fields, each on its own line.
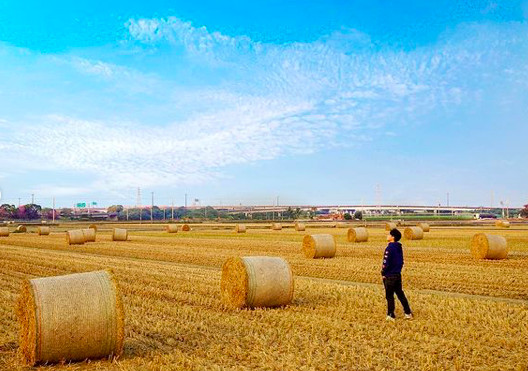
left=220, top=256, right=294, bottom=309
left=272, top=223, right=282, bottom=231
left=295, top=223, right=306, bottom=231
left=418, top=222, right=430, bottom=232
left=385, top=222, right=397, bottom=231
left=0, top=226, right=9, bottom=237
left=89, top=224, right=98, bottom=232
left=66, top=230, right=85, bottom=245
left=37, top=227, right=50, bottom=236
left=302, top=234, right=336, bottom=259
left=82, top=228, right=96, bottom=242
left=495, top=220, right=510, bottom=228
left=16, top=225, right=27, bottom=233
left=112, top=228, right=128, bottom=241
left=181, top=224, right=191, bottom=232
left=336, top=222, right=349, bottom=228
left=235, top=224, right=246, bottom=233
left=471, top=233, right=508, bottom=260
left=166, top=224, right=179, bottom=233
left=347, top=227, right=368, bottom=243
left=404, top=227, right=424, bottom=240
left=17, top=270, right=124, bottom=366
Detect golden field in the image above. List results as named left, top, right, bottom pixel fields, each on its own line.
left=0, top=223, right=527, bottom=370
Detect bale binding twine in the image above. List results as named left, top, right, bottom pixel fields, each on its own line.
left=404, top=227, right=424, bottom=240
left=66, top=230, right=85, bottom=245
left=471, top=233, right=508, bottom=259
left=37, top=226, right=50, bottom=236
left=220, top=256, right=294, bottom=309
left=347, top=227, right=368, bottom=243
left=17, top=270, right=124, bottom=366
left=302, top=234, right=336, bottom=258
left=112, top=228, right=128, bottom=241
left=166, top=224, right=178, bottom=233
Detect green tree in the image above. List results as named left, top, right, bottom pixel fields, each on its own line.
left=520, top=204, right=528, bottom=218
left=344, top=213, right=352, bottom=220
left=353, top=210, right=363, bottom=220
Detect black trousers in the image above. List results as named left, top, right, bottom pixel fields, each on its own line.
left=383, top=274, right=411, bottom=316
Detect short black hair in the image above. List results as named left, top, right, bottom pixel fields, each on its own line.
left=390, top=228, right=402, bottom=242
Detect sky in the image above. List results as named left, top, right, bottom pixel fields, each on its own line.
left=0, top=0, right=527, bottom=208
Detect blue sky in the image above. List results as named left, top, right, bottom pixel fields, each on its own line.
left=0, top=1, right=527, bottom=208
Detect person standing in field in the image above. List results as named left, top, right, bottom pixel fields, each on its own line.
left=382, top=228, right=413, bottom=321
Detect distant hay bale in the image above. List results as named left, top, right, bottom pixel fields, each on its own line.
left=272, top=223, right=282, bottom=231
left=89, top=224, right=98, bottom=232
left=471, top=233, right=508, bottom=260
left=17, top=270, right=124, bottom=366
left=418, top=223, right=430, bottom=232
left=16, top=225, right=27, bottom=233
left=235, top=224, right=246, bottom=233
left=220, top=256, right=294, bottom=309
left=37, top=226, right=50, bottom=236
left=336, top=222, right=348, bottom=228
left=0, top=227, right=9, bottom=237
left=82, top=228, right=96, bottom=242
left=66, top=230, right=85, bottom=245
left=112, top=228, right=128, bottom=241
left=302, top=234, right=336, bottom=259
left=166, top=224, right=178, bottom=233
left=404, top=227, right=424, bottom=240
left=347, top=227, right=368, bottom=243
left=294, top=223, right=305, bottom=232
left=385, top=222, right=397, bottom=231
left=181, top=224, right=191, bottom=232
left=495, top=220, right=510, bottom=228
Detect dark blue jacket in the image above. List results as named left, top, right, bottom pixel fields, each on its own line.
left=381, top=242, right=404, bottom=277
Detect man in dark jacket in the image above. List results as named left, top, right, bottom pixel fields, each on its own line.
left=382, top=228, right=412, bottom=321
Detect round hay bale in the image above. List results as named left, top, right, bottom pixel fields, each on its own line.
left=181, top=224, right=191, bottom=232
left=66, top=230, right=85, bottom=245
left=112, top=228, right=128, bottom=241
left=220, top=256, right=294, bottom=309
left=385, top=222, right=397, bottom=231
left=347, top=227, right=368, bottom=243
left=302, top=234, right=336, bottom=259
left=82, top=228, right=96, bottom=242
left=235, top=224, right=246, bottom=233
left=418, top=223, right=430, bottom=232
left=471, top=233, right=508, bottom=260
left=16, top=225, right=27, bottom=233
left=166, top=224, right=178, bottom=233
left=37, top=226, right=50, bottom=236
left=271, top=223, right=282, bottom=231
left=404, top=227, right=424, bottom=240
left=17, top=270, right=124, bottom=366
left=294, top=223, right=305, bottom=232
left=495, top=220, right=510, bottom=228
left=89, top=224, right=98, bottom=232
left=0, top=227, right=9, bottom=237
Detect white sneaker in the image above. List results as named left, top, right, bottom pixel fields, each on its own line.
left=404, top=313, right=413, bottom=320
left=386, top=315, right=396, bottom=322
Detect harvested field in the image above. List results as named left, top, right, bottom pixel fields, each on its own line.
left=0, top=224, right=527, bottom=370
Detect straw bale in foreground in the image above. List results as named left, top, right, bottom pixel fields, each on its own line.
left=471, top=233, right=508, bottom=260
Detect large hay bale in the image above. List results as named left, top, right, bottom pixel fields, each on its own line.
left=347, top=227, right=368, bottom=243
left=112, top=228, right=128, bottom=241
left=181, top=224, right=191, bottom=232
left=294, top=223, right=305, bottom=232
left=385, top=222, right=397, bottom=231
left=166, top=224, right=178, bottom=233
left=471, top=233, right=508, bottom=260
left=235, top=224, right=246, bottom=233
left=418, top=223, right=430, bottom=232
left=220, top=256, right=294, bottom=309
left=272, top=223, right=282, bottom=231
left=16, top=225, right=27, bottom=233
left=82, top=228, right=96, bottom=242
left=302, top=234, right=336, bottom=259
left=89, top=224, right=98, bottom=232
left=495, top=220, right=510, bottom=228
left=66, top=230, right=85, bottom=245
left=404, top=227, right=424, bottom=240
left=0, top=227, right=9, bottom=237
left=17, top=270, right=124, bottom=366
left=37, top=226, right=50, bottom=236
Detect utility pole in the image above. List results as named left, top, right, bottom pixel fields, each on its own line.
left=137, top=187, right=142, bottom=223
left=52, top=197, right=55, bottom=224
left=185, top=193, right=188, bottom=208
left=151, top=192, right=154, bottom=222
left=126, top=206, right=129, bottom=221
left=446, top=192, right=450, bottom=207
left=31, top=193, right=34, bottom=205
left=18, top=198, right=21, bottom=207
left=171, top=200, right=174, bottom=220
